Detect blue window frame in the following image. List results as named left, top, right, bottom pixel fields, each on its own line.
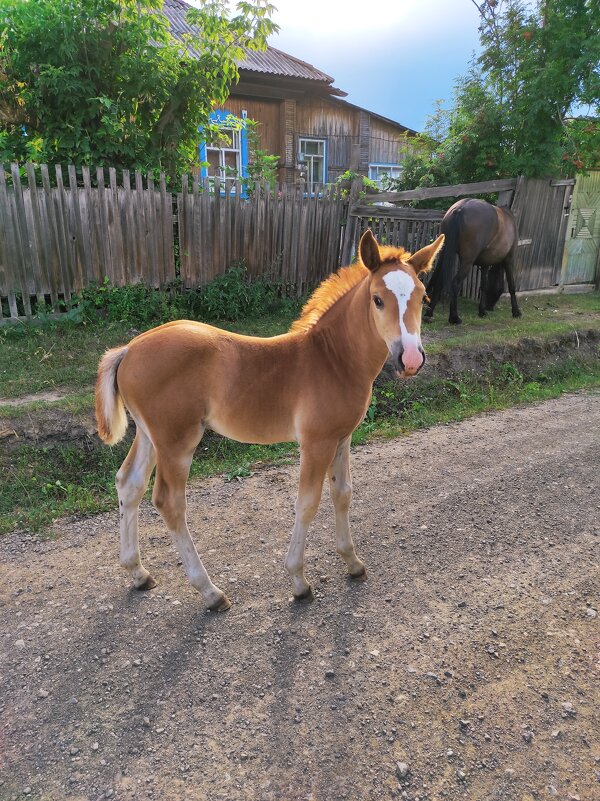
left=199, top=110, right=249, bottom=188
left=368, top=163, right=403, bottom=187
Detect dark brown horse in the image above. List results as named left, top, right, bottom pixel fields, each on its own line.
left=424, top=198, right=522, bottom=324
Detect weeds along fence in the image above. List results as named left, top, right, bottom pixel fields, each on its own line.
left=0, top=163, right=349, bottom=322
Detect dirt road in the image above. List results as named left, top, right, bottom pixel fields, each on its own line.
left=1, top=392, right=599, bottom=801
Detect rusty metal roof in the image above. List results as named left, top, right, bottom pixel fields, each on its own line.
left=163, top=0, right=344, bottom=92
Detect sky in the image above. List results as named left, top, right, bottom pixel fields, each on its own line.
left=268, top=0, right=483, bottom=132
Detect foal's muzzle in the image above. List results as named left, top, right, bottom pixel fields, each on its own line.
left=393, top=344, right=425, bottom=377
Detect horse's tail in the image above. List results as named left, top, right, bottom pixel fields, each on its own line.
left=95, top=346, right=129, bottom=445
left=431, top=205, right=462, bottom=298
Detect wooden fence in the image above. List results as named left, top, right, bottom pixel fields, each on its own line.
left=0, top=164, right=349, bottom=321
left=178, top=176, right=347, bottom=294
left=0, top=163, right=584, bottom=323
left=0, top=164, right=174, bottom=320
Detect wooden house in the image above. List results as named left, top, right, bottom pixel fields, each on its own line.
left=164, top=0, right=418, bottom=192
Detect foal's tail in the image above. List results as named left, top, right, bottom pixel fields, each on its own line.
left=95, top=346, right=129, bottom=445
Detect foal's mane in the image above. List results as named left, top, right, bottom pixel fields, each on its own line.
left=289, top=245, right=410, bottom=333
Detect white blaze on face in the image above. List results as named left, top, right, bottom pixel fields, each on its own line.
left=382, top=268, right=423, bottom=374
left=383, top=269, right=420, bottom=345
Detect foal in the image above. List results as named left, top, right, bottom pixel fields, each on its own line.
left=96, top=230, right=443, bottom=610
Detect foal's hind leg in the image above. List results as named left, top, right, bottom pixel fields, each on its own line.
left=285, top=438, right=338, bottom=603
left=328, top=435, right=366, bottom=580
left=116, top=429, right=157, bottom=590
left=152, top=443, right=230, bottom=611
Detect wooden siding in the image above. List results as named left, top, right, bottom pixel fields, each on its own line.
left=225, top=91, right=418, bottom=185
left=213, top=98, right=282, bottom=160
left=295, top=98, right=358, bottom=138
left=368, top=118, right=408, bottom=166
left=296, top=98, right=358, bottom=181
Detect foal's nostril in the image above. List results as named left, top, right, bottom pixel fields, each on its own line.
left=397, top=348, right=405, bottom=372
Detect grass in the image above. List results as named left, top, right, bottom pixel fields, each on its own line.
left=424, top=292, right=600, bottom=353
left=1, top=286, right=599, bottom=534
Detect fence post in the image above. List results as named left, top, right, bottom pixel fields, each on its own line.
left=339, top=178, right=362, bottom=266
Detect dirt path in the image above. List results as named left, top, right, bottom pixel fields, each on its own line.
left=1, top=393, right=599, bottom=801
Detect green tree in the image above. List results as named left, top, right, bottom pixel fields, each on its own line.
left=0, top=0, right=277, bottom=181
left=389, top=0, right=599, bottom=190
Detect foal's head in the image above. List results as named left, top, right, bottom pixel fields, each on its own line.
left=360, top=229, right=444, bottom=377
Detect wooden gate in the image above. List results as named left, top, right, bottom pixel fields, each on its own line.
left=510, top=177, right=574, bottom=290
left=560, top=170, right=600, bottom=286
left=344, top=177, right=577, bottom=298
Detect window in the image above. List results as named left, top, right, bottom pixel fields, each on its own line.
left=368, top=163, right=403, bottom=187
left=199, top=110, right=249, bottom=190
left=205, top=127, right=242, bottom=181
left=299, top=138, right=326, bottom=193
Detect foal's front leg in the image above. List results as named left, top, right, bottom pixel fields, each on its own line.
left=285, top=438, right=338, bottom=603
left=328, top=435, right=366, bottom=579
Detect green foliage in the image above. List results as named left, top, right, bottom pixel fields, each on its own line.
left=386, top=0, right=599, bottom=188
left=188, top=263, right=286, bottom=320
left=76, top=263, right=294, bottom=327
left=243, top=119, right=280, bottom=193
left=78, top=279, right=179, bottom=327
left=0, top=0, right=277, bottom=182
left=335, top=170, right=380, bottom=198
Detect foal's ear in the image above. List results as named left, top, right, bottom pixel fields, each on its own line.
left=408, top=234, right=445, bottom=275
left=359, top=229, right=381, bottom=272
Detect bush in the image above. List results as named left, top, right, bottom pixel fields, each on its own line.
left=75, top=262, right=294, bottom=327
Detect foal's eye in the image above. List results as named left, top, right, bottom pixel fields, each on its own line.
left=373, top=295, right=383, bottom=309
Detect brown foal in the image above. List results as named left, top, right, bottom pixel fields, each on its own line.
left=95, top=230, right=443, bottom=611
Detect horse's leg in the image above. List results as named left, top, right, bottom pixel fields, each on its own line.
left=285, top=438, right=338, bottom=603
left=328, top=435, right=366, bottom=580
left=478, top=266, right=489, bottom=318
left=423, top=272, right=442, bottom=321
left=505, top=258, right=522, bottom=318
left=448, top=265, right=465, bottom=325
left=152, top=440, right=230, bottom=611
left=116, top=429, right=157, bottom=590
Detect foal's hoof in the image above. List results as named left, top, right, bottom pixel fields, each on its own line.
left=207, top=594, right=232, bottom=613
left=348, top=567, right=368, bottom=582
left=449, top=316, right=462, bottom=325
left=293, top=586, right=315, bottom=604
left=135, top=575, right=157, bottom=591
left=513, top=310, right=522, bottom=318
